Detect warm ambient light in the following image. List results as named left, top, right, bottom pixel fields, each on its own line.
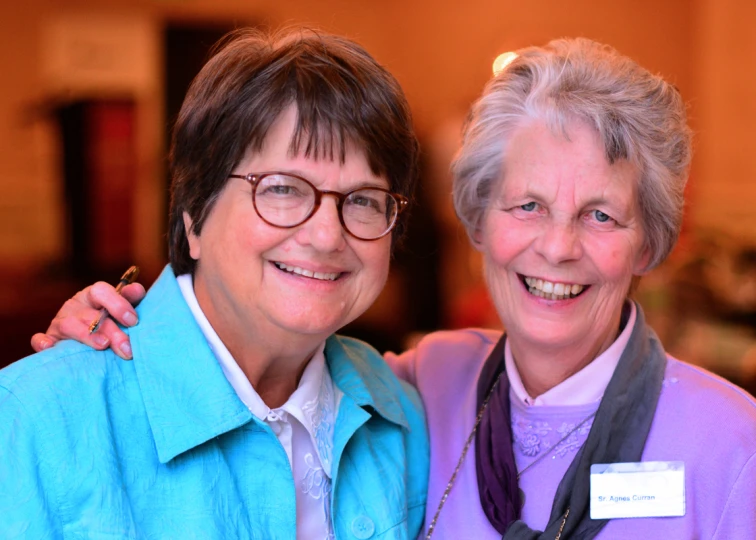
left=493, top=51, right=518, bottom=75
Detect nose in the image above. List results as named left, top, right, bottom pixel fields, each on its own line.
left=297, top=195, right=347, bottom=252
left=533, top=219, right=583, bottom=265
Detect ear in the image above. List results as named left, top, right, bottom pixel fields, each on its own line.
left=632, top=244, right=653, bottom=275
left=470, top=222, right=485, bottom=252
left=183, top=212, right=201, bottom=260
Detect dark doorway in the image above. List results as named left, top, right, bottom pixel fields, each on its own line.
left=160, top=22, right=241, bottom=248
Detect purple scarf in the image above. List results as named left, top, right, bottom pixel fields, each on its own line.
left=474, top=303, right=666, bottom=539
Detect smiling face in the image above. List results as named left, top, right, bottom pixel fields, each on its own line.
left=185, top=106, right=392, bottom=356
left=478, top=118, right=649, bottom=361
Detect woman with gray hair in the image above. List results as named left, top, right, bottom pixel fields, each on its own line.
left=32, top=37, right=756, bottom=538
left=390, top=38, right=756, bottom=539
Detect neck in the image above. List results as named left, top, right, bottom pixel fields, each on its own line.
left=509, top=317, right=622, bottom=400
left=190, top=279, right=327, bottom=409
left=219, top=327, right=323, bottom=409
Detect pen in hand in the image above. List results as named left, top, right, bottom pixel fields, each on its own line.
left=88, top=266, right=140, bottom=334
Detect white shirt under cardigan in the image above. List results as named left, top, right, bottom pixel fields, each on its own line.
left=177, top=274, right=342, bottom=540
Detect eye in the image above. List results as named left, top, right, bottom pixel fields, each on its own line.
left=590, top=209, right=615, bottom=224
left=256, top=175, right=309, bottom=198
left=350, top=195, right=378, bottom=209
left=264, top=185, right=297, bottom=195
left=507, top=200, right=541, bottom=219
left=346, top=190, right=385, bottom=213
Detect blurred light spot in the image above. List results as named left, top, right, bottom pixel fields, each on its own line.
left=493, top=52, right=518, bottom=75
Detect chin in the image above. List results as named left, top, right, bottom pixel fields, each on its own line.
left=274, top=310, right=348, bottom=338
left=509, top=317, right=586, bottom=350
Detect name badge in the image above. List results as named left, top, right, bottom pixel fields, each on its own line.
left=590, top=461, right=685, bottom=519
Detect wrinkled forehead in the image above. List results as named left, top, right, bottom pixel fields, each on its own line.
left=496, top=116, right=641, bottom=198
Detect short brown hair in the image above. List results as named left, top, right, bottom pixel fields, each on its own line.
left=169, top=28, right=419, bottom=274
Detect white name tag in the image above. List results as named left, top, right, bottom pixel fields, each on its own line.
left=590, top=461, right=685, bottom=519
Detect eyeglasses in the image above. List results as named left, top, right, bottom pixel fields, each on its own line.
left=228, top=172, right=409, bottom=241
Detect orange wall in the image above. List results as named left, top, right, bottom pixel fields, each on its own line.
left=691, top=0, right=756, bottom=243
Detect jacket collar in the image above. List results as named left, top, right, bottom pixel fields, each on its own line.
left=128, top=266, right=409, bottom=463
left=128, top=266, right=253, bottom=464
left=325, top=335, right=409, bottom=430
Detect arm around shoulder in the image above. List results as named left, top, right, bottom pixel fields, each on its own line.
left=384, top=347, right=419, bottom=386
left=384, top=328, right=502, bottom=390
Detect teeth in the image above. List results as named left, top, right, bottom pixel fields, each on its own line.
left=523, top=276, right=584, bottom=300
left=275, top=262, right=340, bottom=281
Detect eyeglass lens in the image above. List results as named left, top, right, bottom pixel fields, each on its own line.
left=253, top=174, right=398, bottom=239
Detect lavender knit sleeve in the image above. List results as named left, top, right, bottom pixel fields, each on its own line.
left=383, top=348, right=419, bottom=387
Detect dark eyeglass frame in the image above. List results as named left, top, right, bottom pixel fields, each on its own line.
left=228, top=171, right=410, bottom=241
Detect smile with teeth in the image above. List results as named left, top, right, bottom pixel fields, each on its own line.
left=274, top=262, right=341, bottom=281
left=523, top=276, right=585, bottom=300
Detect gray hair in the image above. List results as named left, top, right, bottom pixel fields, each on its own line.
left=452, top=37, right=692, bottom=270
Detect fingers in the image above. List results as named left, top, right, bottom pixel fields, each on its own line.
left=31, top=333, right=59, bottom=353
left=87, top=282, right=140, bottom=328
left=95, top=318, right=133, bottom=360
left=56, top=307, right=111, bottom=349
left=44, top=282, right=134, bottom=353
left=119, top=282, right=146, bottom=308
left=30, top=279, right=144, bottom=360
left=34, top=312, right=133, bottom=360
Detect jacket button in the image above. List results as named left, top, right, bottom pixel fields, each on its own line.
left=351, top=515, right=375, bottom=539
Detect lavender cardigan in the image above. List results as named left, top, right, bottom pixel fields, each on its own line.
left=387, top=327, right=756, bottom=539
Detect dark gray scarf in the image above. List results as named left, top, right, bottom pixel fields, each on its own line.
left=475, top=302, right=667, bottom=539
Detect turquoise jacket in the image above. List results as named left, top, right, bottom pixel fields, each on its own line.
left=0, top=267, right=428, bottom=539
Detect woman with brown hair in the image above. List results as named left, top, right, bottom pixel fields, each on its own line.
left=1, top=28, right=428, bottom=538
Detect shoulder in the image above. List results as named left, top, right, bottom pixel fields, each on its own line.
left=397, top=327, right=501, bottom=366
left=655, top=355, right=756, bottom=449
left=413, top=327, right=502, bottom=355
left=648, top=357, right=756, bottom=535
left=1, top=340, right=121, bottom=390
left=664, top=356, right=756, bottom=417
left=400, top=327, right=502, bottom=379
left=0, top=340, right=133, bottom=425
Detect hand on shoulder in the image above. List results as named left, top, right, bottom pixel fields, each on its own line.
left=30, top=281, right=145, bottom=360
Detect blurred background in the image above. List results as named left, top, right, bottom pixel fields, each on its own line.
left=1, top=0, right=755, bottom=392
